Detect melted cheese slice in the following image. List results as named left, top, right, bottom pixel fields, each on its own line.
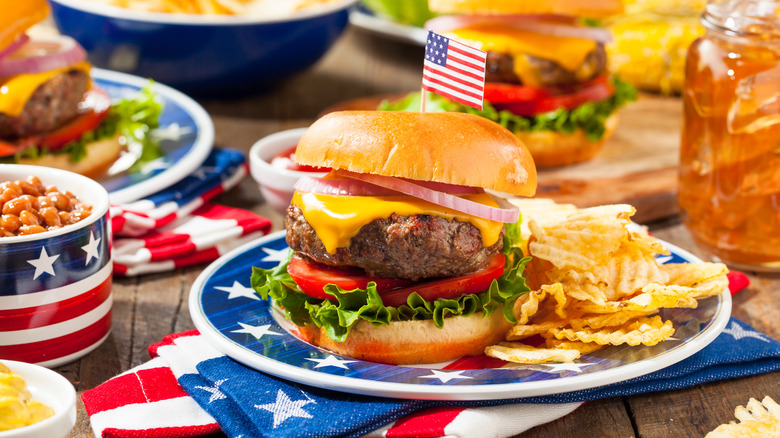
left=448, top=24, right=596, bottom=84
left=0, top=61, right=91, bottom=117
left=292, top=191, right=504, bottom=254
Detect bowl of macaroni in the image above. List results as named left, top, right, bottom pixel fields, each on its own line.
left=48, top=0, right=357, bottom=95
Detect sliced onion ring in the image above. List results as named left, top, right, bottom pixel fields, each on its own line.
left=0, top=35, right=87, bottom=77
left=425, top=14, right=612, bottom=43
left=294, top=175, right=400, bottom=197
left=0, top=34, right=30, bottom=61
left=336, top=170, right=519, bottom=223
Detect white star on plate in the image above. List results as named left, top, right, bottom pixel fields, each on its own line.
left=81, top=231, right=101, bottom=265
left=27, top=247, right=60, bottom=280
left=215, top=281, right=259, bottom=301
left=540, top=362, right=594, bottom=373
left=255, top=389, right=314, bottom=428
left=419, top=370, right=472, bottom=383
left=195, top=378, right=228, bottom=404
left=151, top=122, right=193, bottom=142
left=261, top=247, right=289, bottom=263
left=305, top=355, right=356, bottom=369
left=231, top=322, right=281, bottom=340
left=722, top=321, right=770, bottom=342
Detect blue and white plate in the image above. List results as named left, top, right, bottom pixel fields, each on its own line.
left=348, top=7, right=427, bottom=46
left=93, top=68, right=214, bottom=203
left=189, top=230, right=731, bottom=401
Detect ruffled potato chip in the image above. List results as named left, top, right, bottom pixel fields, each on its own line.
left=543, top=338, right=605, bottom=354
left=551, top=316, right=675, bottom=346
left=705, top=396, right=780, bottom=437
left=485, top=342, right=581, bottom=364
left=513, top=283, right=569, bottom=324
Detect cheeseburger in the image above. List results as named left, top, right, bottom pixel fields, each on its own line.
left=252, top=110, right=536, bottom=365
left=0, top=0, right=161, bottom=178
left=383, top=0, right=636, bottom=167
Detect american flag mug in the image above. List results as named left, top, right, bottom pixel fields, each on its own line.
left=0, top=165, right=112, bottom=367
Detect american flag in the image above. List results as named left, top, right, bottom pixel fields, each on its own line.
left=422, top=30, right=487, bottom=110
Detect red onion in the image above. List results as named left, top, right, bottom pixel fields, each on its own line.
left=425, top=15, right=612, bottom=43
left=294, top=176, right=399, bottom=197
left=336, top=171, right=519, bottom=223
left=0, top=34, right=30, bottom=61
left=0, top=36, right=87, bottom=77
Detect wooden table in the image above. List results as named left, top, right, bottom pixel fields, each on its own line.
left=61, top=27, right=780, bottom=437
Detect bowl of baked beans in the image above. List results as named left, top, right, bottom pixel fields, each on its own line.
left=0, top=165, right=112, bottom=367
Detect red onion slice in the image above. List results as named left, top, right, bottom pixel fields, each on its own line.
left=294, top=176, right=400, bottom=197
left=0, top=35, right=87, bottom=77
left=425, top=15, right=612, bottom=43
left=336, top=171, right=519, bottom=223
left=0, top=34, right=30, bottom=61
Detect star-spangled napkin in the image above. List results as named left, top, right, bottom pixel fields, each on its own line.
left=111, top=149, right=272, bottom=276
left=82, top=275, right=780, bottom=438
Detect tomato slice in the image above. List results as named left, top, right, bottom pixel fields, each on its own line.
left=0, top=141, right=20, bottom=156
left=38, top=89, right=111, bottom=150
left=287, top=253, right=506, bottom=307
left=287, top=254, right=415, bottom=300
left=486, top=76, right=615, bottom=117
left=378, top=254, right=505, bottom=307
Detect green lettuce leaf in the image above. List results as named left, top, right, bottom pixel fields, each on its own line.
left=250, top=218, right=532, bottom=342
left=379, top=77, right=637, bottom=141
left=360, top=0, right=436, bottom=27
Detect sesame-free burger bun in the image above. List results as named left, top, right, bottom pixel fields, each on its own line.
left=428, top=0, right=624, bottom=18
left=295, top=110, right=537, bottom=196
left=297, top=311, right=513, bottom=365
left=17, top=135, right=122, bottom=180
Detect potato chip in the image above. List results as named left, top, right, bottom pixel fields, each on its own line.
left=628, top=229, right=670, bottom=256
left=508, top=198, right=578, bottom=240
left=662, top=262, right=730, bottom=298
left=513, top=283, right=569, bottom=324
left=506, top=320, right=565, bottom=340
left=705, top=396, right=780, bottom=437
left=544, top=338, right=605, bottom=354
left=486, top=342, right=581, bottom=364
left=568, top=310, right=651, bottom=331
left=573, top=285, right=698, bottom=314
left=551, top=316, right=675, bottom=346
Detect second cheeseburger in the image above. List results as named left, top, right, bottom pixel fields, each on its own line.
left=252, top=110, right=536, bottom=365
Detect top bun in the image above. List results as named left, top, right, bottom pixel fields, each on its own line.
left=1, top=0, right=49, bottom=52
left=295, top=111, right=537, bottom=196
left=428, top=0, right=623, bottom=18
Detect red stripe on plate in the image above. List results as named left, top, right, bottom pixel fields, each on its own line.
left=0, top=311, right=111, bottom=363
left=444, top=354, right=508, bottom=370
left=0, top=275, right=112, bottom=331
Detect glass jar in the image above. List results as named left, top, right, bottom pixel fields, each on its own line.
left=679, top=0, right=780, bottom=271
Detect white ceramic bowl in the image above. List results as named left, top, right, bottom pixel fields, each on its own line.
left=249, top=128, right=328, bottom=213
left=0, top=165, right=112, bottom=367
left=0, top=360, right=77, bottom=438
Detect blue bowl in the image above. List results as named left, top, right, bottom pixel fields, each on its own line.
left=48, top=0, right=355, bottom=96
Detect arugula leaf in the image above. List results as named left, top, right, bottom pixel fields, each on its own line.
left=379, top=77, right=637, bottom=141
left=250, top=220, right=533, bottom=342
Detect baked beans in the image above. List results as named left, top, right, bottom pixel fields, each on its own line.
left=0, top=176, right=92, bottom=237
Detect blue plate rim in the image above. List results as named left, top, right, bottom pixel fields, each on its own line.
left=92, top=68, right=214, bottom=204
left=189, top=230, right=732, bottom=401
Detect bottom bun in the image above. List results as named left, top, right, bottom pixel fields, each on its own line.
left=17, top=135, right=122, bottom=179
left=517, top=114, right=618, bottom=168
left=296, top=311, right=513, bottom=365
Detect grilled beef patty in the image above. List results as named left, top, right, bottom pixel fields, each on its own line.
left=285, top=205, right=504, bottom=281
left=485, top=43, right=607, bottom=87
left=0, top=69, right=89, bottom=139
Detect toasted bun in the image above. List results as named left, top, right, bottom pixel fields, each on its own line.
left=1, top=0, right=49, bottom=52
left=296, top=111, right=537, bottom=196
left=428, top=0, right=623, bottom=18
left=297, top=311, right=513, bottom=365
left=517, top=114, right=618, bottom=167
left=17, top=135, right=122, bottom=179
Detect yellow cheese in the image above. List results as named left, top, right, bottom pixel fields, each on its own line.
left=0, top=61, right=91, bottom=117
left=292, top=191, right=504, bottom=254
left=448, top=24, right=596, bottom=81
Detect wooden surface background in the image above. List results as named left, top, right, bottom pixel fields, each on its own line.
left=58, top=26, right=780, bottom=437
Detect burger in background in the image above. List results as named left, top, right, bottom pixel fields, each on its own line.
left=0, top=0, right=162, bottom=179
left=381, top=0, right=637, bottom=167
left=252, top=110, right=536, bottom=365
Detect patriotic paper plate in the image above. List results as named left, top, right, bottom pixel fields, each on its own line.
left=190, top=231, right=731, bottom=401
left=93, top=69, right=214, bottom=203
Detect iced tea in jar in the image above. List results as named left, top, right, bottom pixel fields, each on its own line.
left=679, top=0, right=780, bottom=271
